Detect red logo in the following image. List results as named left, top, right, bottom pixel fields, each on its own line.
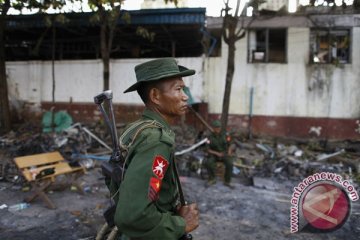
left=148, top=177, right=162, bottom=202
left=301, top=183, right=350, bottom=232
left=152, top=155, right=169, bottom=179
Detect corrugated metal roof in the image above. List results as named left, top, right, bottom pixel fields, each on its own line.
left=123, top=8, right=206, bottom=25
left=6, top=8, right=206, bottom=29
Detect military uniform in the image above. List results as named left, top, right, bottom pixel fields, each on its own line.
left=204, top=129, right=234, bottom=184
left=104, top=57, right=198, bottom=239
left=110, top=108, right=185, bottom=240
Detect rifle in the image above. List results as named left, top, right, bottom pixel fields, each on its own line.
left=94, top=90, right=124, bottom=186
left=94, top=90, right=123, bottom=232
left=94, top=90, right=192, bottom=240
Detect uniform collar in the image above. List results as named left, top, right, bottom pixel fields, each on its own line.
left=142, top=108, right=171, bottom=130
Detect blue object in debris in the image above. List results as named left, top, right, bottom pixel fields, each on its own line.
left=71, top=153, right=110, bottom=161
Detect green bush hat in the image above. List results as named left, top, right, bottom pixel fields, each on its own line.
left=211, top=120, right=221, bottom=128
left=124, top=57, right=195, bottom=93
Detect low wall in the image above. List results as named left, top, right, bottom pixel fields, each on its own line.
left=18, top=101, right=360, bottom=140
left=209, top=114, right=360, bottom=140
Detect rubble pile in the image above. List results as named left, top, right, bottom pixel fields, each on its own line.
left=174, top=127, right=360, bottom=189
left=1, top=121, right=360, bottom=189
left=0, top=122, right=112, bottom=183
left=0, top=121, right=360, bottom=240
left=237, top=138, right=359, bottom=185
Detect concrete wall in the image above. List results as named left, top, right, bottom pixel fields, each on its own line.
left=203, top=26, right=360, bottom=139
left=7, top=58, right=204, bottom=106
left=7, top=60, right=102, bottom=104
left=6, top=23, right=360, bottom=139
left=205, top=27, right=360, bottom=119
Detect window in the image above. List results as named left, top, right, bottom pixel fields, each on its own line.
left=248, top=28, right=287, bottom=63
left=310, top=29, right=350, bottom=64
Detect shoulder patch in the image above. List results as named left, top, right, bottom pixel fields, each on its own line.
left=152, top=155, right=169, bottom=180
left=148, top=177, right=162, bottom=202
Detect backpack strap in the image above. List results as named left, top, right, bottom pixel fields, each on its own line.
left=120, top=120, right=163, bottom=150
left=118, top=119, right=163, bottom=181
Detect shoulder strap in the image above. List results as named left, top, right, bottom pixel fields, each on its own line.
left=118, top=119, right=163, bottom=181
left=119, top=119, right=163, bottom=151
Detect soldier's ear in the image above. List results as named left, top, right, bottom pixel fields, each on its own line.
left=149, top=87, right=161, bottom=105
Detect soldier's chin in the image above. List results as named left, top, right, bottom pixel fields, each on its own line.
left=181, top=106, right=189, bottom=112
left=180, top=108, right=189, bottom=115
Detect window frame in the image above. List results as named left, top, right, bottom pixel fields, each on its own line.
left=247, top=28, right=288, bottom=64
left=309, top=28, right=352, bottom=65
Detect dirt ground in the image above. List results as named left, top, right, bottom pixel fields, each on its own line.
left=1, top=123, right=360, bottom=239
left=1, top=164, right=359, bottom=240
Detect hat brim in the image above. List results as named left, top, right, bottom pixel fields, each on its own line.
left=124, top=67, right=195, bottom=93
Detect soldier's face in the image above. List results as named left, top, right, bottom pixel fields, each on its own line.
left=156, top=77, right=189, bottom=118
left=213, top=127, right=221, bottom=134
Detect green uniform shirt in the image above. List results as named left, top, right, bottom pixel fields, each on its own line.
left=114, top=108, right=185, bottom=239
left=207, top=131, right=228, bottom=153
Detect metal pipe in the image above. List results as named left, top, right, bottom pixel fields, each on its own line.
left=248, top=87, right=254, bottom=139
left=82, top=127, right=112, bottom=151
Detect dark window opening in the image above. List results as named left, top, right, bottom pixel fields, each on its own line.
left=310, top=29, right=350, bottom=64
left=248, top=28, right=287, bottom=63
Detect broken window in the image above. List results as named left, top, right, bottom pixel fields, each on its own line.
left=310, top=29, right=350, bottom=64
left=248, top=28, right=287, bottom=63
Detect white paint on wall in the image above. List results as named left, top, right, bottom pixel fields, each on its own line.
left=204, top=26, right=360, bottom=119
left=204, top=56, right=226, bottom=114
left=42, top=60, right=103, bottom=102
left=6, top=57, right=204, bottom=105
left=7, top=61, right=42, bottom=104
left=6, top=26, right=360, bottom=120
left=7, top=60, right=103, bottom=103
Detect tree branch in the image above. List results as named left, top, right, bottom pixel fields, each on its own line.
left=235, top=30, right=246, bottom=41
left=2, top=0, right=11, bottom=16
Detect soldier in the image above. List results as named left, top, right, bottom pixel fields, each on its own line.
left=111, top=58, right=199, bottom=240
left=204, top=120, right=234, bottom=189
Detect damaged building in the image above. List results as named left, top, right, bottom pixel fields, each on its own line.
left=1, top=5, right=360, bottom=240
left=4, top=9, right=360, bottom=140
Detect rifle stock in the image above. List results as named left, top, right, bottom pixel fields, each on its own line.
left=101, top=161, right=123, bottom=186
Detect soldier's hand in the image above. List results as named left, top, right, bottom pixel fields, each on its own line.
left=178, top=203, right=199, bottom=233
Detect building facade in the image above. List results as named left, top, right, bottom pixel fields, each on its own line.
left=205, top=14, right=360, bottom=140
left=5, top=11, right=360, bottom=140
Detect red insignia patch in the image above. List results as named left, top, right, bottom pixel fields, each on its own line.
left=148, top=177, right=162, bottom=202
left=152, top=155, right=169, bottom=180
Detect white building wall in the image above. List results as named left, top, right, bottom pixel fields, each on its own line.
left=300, top=27, right=360, bottom=118
left=7, top=61, right=42, bottom=104
left=348, top=27, right=360, bottom=117
left=7, top=60, right=103, bottom=104
left=260, top=0, right=288, bottom=11
left=286, top=28, right=309, bottom=116
left=205, top=27, right=360, bottom=119
left=6, top=58, right=204, bottom=105
left=6, top=27, right=360, bottom=120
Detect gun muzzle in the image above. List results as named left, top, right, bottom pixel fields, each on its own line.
left=94, top=90, right=113, bottom=104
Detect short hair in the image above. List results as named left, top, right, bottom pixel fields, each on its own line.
left=136, top=79, right=166, bottom=104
